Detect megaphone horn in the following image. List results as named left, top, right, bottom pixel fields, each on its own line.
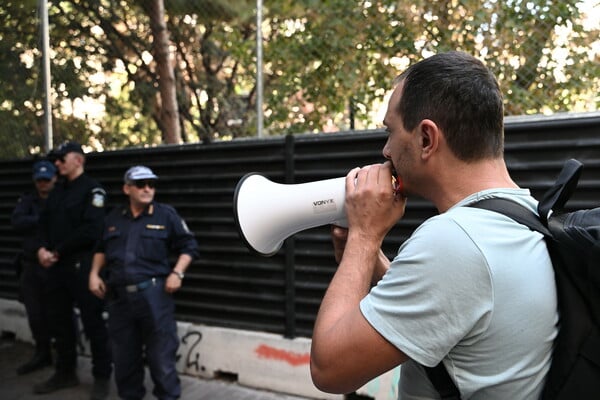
left=233, top=173, right=348, bottom=257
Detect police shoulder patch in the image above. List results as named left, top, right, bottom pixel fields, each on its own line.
left=181, top=219, right=191, bottom=233
left=91, top=187, right=106, bottom=208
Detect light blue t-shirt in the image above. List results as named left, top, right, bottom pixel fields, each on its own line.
left=360, top=189, right=558, bottom=399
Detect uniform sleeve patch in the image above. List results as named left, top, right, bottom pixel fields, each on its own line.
left=91, top=188, right=106, bottom=208
left=181, top=219, right=191, bottom=233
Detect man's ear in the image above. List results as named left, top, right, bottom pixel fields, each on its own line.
left=74, top=153, right=85, bottom=166
left=122, top=184, right=130, bottom=196
left=419, top=119, right=440, bottom=159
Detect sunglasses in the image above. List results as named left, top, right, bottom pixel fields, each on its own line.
left=131, top=180, right=156, bottom=189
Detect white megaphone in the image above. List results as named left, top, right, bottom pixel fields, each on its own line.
left=233, top=173, right=348, bottom=256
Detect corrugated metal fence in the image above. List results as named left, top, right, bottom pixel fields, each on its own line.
left=1, top=113, right=599, bottom=339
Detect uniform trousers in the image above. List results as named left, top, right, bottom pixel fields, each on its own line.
left=20, top=260, right=52, bottom=351
left=44, top=263, right=112, bottom=378
left=107, top=278, right=180, bottom=400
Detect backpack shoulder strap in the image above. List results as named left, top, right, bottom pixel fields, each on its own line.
left=470, top=197, right=551, bottom=237
left=424, top=362, right=462, bottom=400
left=538, top=159, right=583, bottom=224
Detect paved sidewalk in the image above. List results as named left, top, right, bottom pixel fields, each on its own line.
left=0, top=335, right=312, bottom=400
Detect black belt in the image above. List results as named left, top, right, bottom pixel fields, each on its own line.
left=114, top=277, right=159, bottom=294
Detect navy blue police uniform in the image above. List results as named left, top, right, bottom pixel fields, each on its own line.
left=38, top=173, right=112, bottom=380
left=12, top=191, right=53, bottom=369
left=97, top=201, right=198, bottom=400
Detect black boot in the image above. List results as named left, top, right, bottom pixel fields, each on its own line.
left=33, top=371, right=79, bottom=394
left=16, top=349, right=52, bottom=375
left=90, top=377, right=110, bottom=400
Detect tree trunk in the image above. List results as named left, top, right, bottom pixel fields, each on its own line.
left=147, top=0, right=181, bottom=144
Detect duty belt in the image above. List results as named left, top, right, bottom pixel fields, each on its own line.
left=124, top=277, right=158, bottom=293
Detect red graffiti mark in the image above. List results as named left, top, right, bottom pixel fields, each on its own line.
left=254, top=344, right=310, bottom=367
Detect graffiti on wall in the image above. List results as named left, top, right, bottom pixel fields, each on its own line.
left=254, top=344, right=310, bottom=367
left=177, top=330, right=203, bottom=373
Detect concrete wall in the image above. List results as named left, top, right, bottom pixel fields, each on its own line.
left=0, top=298, right=399, bottom=399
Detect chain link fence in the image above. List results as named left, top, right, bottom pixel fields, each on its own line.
left=0, top=0, right=598, bottom=159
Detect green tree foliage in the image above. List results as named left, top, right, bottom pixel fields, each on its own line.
left=0, top=0, right=598, bottom=159
left=0, top=0, right=46, bottom=158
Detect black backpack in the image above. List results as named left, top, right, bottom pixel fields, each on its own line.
left=425, top=158, right=600, bottom=399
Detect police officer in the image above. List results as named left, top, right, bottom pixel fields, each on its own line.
left=35, top=141, right=112, bottom=400
left=11, top=160, right=57, bottom=375
left=89, top=165, right=198, bottom=400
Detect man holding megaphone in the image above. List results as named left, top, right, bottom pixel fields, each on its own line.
left=310, top=52, right=557, bottom=400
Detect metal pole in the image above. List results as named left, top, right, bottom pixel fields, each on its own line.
left=283, top=134, right=296, bottom=338
left=40, top=0, right=53, bottom=152
left=256, top=0, right=264, bottom=138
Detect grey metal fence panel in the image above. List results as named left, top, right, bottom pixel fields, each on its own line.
left=0, top=113, right=599, bottom=338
